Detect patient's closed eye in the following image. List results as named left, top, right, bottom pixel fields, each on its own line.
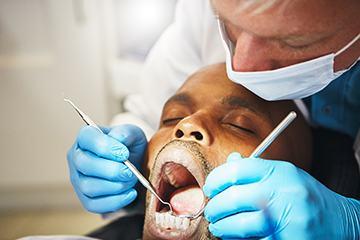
left=222, top=114, right=256, bottom=135
left=225, top=123, right=254, bottom=134
left=162, top=118, right=183, bottom=126
left=161, top=106, right=189, bottom=127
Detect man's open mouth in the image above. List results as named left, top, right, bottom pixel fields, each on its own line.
left=155, top=162, right=204, bottom=230
left=146, top=142, right=207, bottom=239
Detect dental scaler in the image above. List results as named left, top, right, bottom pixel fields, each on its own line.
left=63, top=95, right=173, bottom=214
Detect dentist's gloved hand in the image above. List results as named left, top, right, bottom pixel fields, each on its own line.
left=67, top=124, right=147, bottom=213
left=203, top=152, right=360, bottom=239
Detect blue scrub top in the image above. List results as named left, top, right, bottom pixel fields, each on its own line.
left=305, top=61, right=360, bottom=139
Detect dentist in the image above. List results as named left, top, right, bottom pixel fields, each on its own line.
left=67, top=0, right=360, bottom=238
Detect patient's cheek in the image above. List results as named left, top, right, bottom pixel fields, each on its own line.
left=170, top=185, right=204, bottom=215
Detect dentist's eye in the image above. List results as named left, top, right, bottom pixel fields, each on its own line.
left=279, top=37, right=319, bottom=51
left=280, top=41, right=310, bottom=50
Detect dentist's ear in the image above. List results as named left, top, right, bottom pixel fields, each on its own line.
left=227, top=152, right=243, bottom=162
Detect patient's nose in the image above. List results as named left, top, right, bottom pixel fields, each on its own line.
left=172, top=114, right=213, bottom=146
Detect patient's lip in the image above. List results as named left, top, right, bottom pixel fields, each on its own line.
left=146, top=143, right=206, bottom=239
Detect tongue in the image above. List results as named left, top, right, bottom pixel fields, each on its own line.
left=170, top=185, right=204, bottom=215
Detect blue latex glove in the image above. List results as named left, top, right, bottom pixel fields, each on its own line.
left=67, top=124, right=147, bottom=213
left=203, top=152, right=360, bottom=239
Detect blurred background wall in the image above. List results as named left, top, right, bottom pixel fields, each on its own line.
left=0, top=0, right=176, bottom=236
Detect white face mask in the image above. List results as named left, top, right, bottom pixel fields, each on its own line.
left=219, top=20, right=360, bottom=100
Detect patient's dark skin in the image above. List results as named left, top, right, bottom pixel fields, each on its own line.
left=141, top=63, right=312, bottom=239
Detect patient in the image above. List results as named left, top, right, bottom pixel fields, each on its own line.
left=141, top=63, right=312, bottom=239
left=20, top=63, right=312, bottom=240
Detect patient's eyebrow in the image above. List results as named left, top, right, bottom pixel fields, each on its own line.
left=164, top=93, right=192, bottom=107
left=221, top=96, right=256, bottom=111
left=222, top=95, right=271, bottom=122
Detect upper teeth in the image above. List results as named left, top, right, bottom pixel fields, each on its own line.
left=155, top=211, right=191, bottom=230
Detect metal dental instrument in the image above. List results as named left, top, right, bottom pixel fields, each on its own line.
left=174, top=111, right=297, bottom=220
left=63, top=95, right=173, bottom=214
left=250, top=111, right=297, bottom=158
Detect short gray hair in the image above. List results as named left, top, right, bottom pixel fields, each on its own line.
left=210, top=0, right=294, bottom=15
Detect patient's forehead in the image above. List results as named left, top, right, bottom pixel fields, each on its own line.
left=177, top=64, right=260, bottom=99
left=179, top=64, right=233, bottom=90
left=175, top=64, right=269, bottom=113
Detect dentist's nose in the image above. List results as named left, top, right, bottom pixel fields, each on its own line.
left=232, top=33, right=279, bottom=72
left=172, top=113, right=213, bottom=146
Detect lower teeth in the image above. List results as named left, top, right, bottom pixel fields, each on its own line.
left=155, top=211, right=191, bottom=230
